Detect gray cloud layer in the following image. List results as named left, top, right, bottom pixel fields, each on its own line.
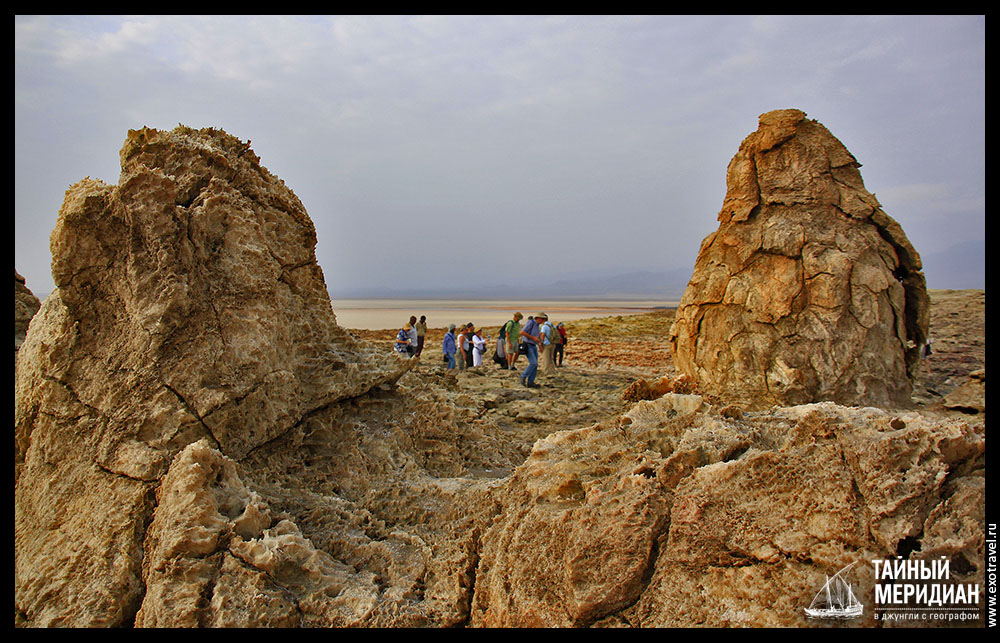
left=15, top=15, right=985, bottom=298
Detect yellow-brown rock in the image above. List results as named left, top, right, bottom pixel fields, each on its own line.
left=471, top=397, right=984, bottom=627
left=942, top=369, right=985, bottom=414
left=670, top=109, right=930, bottom=409
left=14, top=126, right=420, bottom=626
left=14, top=270, right=41, bottom=357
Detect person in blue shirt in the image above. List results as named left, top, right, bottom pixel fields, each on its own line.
left=442, top=324, right=457, bottom=369
left=518, top=313, right=546, bottom=388
left=395, top=324, right=413, bottom=355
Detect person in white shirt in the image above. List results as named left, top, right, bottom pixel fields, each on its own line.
left=406, top=316, right=419, bottom=357
left=472, top=329, right=488, bottom=367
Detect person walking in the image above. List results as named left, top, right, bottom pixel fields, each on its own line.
left=442, top=324, right=457, bottom=369
left=415, top=315, right=427, bottom=357
left=501, top=312, right=523, bottom=371
left=519, top=313, right=545, bottom=388
left=554, top=322, right=567, bottom=366
left=921, top=336, right=933, bottom=377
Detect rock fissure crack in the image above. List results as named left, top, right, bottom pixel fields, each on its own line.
left=161, top=382, right=220, bottom=448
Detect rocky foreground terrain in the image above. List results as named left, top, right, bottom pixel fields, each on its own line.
left=350, top=287, right=984, bottom=453
left=14, top=118, right=985, bottom=628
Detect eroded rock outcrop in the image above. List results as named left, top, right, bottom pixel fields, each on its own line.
left=942, top=369, right=985, bottom=414
left=471, top=395, right=985, bottom=627
left=670, top=109, right=929, bottom=409
left=14, top=126, right=430, bottom=626
left=14, top=270, right=41, bottom=356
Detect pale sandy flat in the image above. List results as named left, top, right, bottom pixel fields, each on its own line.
left=331, top=298, right=679, bottom=331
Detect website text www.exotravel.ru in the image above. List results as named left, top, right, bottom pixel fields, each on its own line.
left=988, top=523, right=996, bottom=627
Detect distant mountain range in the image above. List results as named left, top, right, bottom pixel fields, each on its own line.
left=920, top=240, right=985, bottom=290
left=330, top=238, right=986, bottom=301
left=330, top=268, right=694, bottom=301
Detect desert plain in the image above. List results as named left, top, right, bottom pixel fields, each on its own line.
left=346, top=288, right=985, bottom=451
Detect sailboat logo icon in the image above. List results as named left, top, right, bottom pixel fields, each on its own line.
left=804, top=562, right=864, bottom=619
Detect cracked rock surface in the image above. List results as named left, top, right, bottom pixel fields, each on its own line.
left=472, top=397, right=983, bottom=627
left=14, top=126, right=419, bottom=626
left=670, top=109, right=929, bottom=409
left=14, top=124, right=984, bottom=628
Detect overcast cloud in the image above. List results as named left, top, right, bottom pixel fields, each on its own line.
left=15, top=15, right=985, bottom=299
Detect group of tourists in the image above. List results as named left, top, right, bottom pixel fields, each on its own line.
left=495, top=312, right=567, bottom=387
left=448, top=312, right=568, bottom=388
left=440, top=322, right=491, bottom=370
left=392, top=311, right=568, bottom=388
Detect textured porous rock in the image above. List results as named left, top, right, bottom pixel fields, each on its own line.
left=135, top=439, right=411, bottom=627
left=14, top=126, right=423, bottom=626
left=471, top=395, right=985, bottom=627
left=942, top=369, right=985, bottom=414
left=670, top=109, right=929, bottom=409
left=14, top=270, right=41, bottom=355
left=622, top=374, right=697, bottom=403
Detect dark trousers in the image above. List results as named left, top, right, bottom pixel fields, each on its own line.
left=554, top=343, right=564, bottom=365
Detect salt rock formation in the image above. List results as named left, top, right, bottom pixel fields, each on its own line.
left=14, top=270, right=41, bottom=355
left=943, top=369, right=985, bottom=414
left=670, top=109, right=929, bottom=408
left=14, top=126, right=433, bottom=626
left=621, top=374, right=696, bottom=403
left=126, top=374, right=525, bottom=628
left=471, top=395, right=985, bottom=627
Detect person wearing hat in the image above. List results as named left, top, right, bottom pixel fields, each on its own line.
left=395, top=322, right=413, bottom=356
left=500, top=312, right=523, bottom=371
left=518, top=313, right=546, bottom=388
left=539, top=314, right=558, bottom=376
left=472, top=328, right=488, bottom=367
left=442, top=324, right=457, bottom=369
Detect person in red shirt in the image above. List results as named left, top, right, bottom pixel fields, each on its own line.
left=554, top=322, right=567, bottom=366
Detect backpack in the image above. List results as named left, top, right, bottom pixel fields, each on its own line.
left=541, top=321, right=557, bottom=343
left=499, top=320, right=512, bottom=342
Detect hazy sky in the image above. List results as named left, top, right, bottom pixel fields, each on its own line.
left=15, top=15, right=985, bottom=299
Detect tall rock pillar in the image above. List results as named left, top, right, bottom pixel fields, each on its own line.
left=669, top=109, right=928, bottom=408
